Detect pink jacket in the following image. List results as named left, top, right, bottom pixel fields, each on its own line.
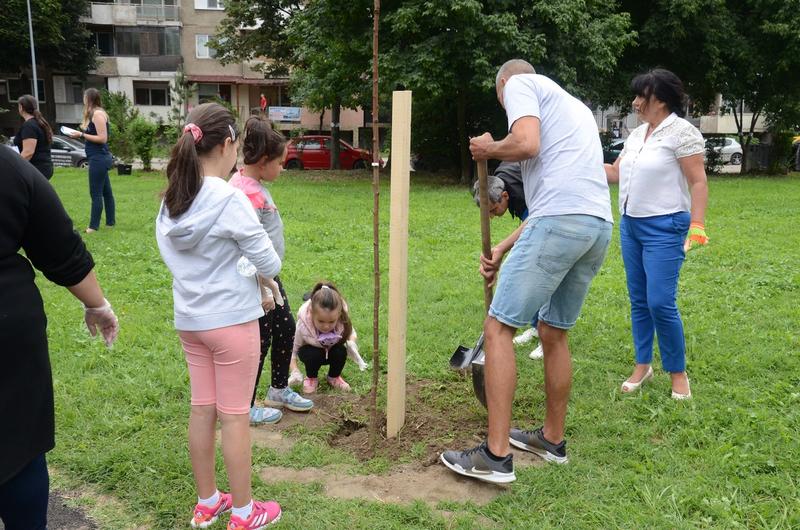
left=292, top=300, right=355, bottom=356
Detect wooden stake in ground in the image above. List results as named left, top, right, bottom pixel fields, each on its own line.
left=476, top=160, right=492, bottom=310
left=369, top=0, right=381, bottom=450
left=386, top=90, right=412, bottom=439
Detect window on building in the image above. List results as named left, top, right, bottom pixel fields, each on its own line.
left=195, top=35, right=217, bottom=59
left=71, top=83, right=84, bottom=104
left=94, top=31, right=114, bottom=56
left=134, top=82, right=171, bottom=106
left=115, top=28, right=141, bottom=56
left=198, top=83, right=231, bottom=104
left=164, top=27, right=180, bottom=55
left=195, top=0, right=223, bottom=9
left=7, top=79, right=46, bottom=102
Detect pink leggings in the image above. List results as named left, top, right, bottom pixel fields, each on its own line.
left=179, top=321, right=260, bottom=415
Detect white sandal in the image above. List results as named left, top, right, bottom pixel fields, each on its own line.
left=621, top=366, right=653, bottom=393
left=671, top=378, right=692, bottom=400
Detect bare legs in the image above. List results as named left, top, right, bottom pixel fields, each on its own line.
left=188, top=405, right=253, bottom=507
left=484, top=317, right=573, bottom=456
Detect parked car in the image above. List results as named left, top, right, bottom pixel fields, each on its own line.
left=603, top=138, right=625, bottom=164
left=284, top=135, right=374, bottom=170
left=5, top=134, right=90, bottom=168
left=705, top=137, right=743, bottom=165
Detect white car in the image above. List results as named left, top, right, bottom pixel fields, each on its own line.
left=705, top=137, right=743, bottom=165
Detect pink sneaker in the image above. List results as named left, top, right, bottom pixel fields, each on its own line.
left=327, top=375, right=351, bottom=392
left=227, top=500, right=281, bottom=530
left=303, top=377, right=318, bottom=394
left=190, top=492, right=232, bottom=528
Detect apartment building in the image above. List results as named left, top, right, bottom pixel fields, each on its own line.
left=1, top=0, right=364, bottom=143
left=180, top=0, right=364, bottom=143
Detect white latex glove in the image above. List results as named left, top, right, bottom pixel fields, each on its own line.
left=261, top=283, right=276, bottom=312
left=84, top=298, right=119, bottom=347
left=263, top=277, right=284, bottom=307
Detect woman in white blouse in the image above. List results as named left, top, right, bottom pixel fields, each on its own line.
left=605, top=69, right=708, bottom=399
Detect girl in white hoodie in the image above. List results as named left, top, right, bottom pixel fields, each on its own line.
left=156, top=103, right=282, bottom=529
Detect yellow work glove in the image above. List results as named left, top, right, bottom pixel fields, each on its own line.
left=684, top=222, right=708, bottom=252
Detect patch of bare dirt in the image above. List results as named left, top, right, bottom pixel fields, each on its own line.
left=260, top=449, right=541, bottom=507
left=248, top=377, right=544, bottom=507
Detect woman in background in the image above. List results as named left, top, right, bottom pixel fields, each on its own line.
left=14, top=95, right=53, bottom=179
left=69, top=88, right=116, bottom=233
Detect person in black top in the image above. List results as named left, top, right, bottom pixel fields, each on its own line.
left=471, top=161, right=528, bottom=221
left=67, top=88, right=115, bottom=233
left=13, top=95, right=54, bottom=180
left=0, top=145, right=119, bottom=530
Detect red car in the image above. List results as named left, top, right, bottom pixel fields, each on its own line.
left=284, top=135, right=374, bottom=170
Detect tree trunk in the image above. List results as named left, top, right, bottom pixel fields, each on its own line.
left=370, top=0, right=381, bottom=454
left=331, top=99, right=341, bottom=169
left=319, top=111, right=324, bottom=134
left=457, top=90, right=469, bottom=183
left=733, top=99, right=747, bottom=170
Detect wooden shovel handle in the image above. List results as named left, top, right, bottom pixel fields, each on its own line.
left=476, top=160, right=493, bottom=311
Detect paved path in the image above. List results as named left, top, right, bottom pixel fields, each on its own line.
left=0, top=491, right=96, bottom=530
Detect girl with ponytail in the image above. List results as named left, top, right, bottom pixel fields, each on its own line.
left=14, top=95, right=54, bottom=179
left=156, top=102, right=284, bottom=528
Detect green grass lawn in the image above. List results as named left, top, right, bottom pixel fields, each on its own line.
left=39, top=167, right=799, bottom=529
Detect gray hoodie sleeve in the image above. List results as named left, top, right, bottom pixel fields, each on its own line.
left=221, top=190, right=282, bottom=278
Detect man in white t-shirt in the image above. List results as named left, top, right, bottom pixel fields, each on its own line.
left=441, top=59, right=613, bottom=484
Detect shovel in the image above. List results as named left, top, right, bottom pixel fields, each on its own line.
left=448, top=159, right=492, bottom=408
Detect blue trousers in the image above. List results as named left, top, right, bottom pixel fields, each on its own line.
left=88, top=154, right=115, bottom=230
left=0, top=453, right=48, bottom=530
left=620, top=213, right=690, bottom=373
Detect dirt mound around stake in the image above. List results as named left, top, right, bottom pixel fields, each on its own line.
left=266, top=378, right=489, bottom=463
left=254, top=378, right=543, bottom=506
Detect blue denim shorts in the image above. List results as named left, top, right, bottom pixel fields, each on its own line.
left=489, top=214, right=613, bottom=329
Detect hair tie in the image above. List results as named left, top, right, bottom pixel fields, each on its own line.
left=321, top=285, right=331, bottom=290
left=183, top=123, right=203, bottom=144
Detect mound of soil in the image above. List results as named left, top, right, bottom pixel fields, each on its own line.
left=267, top=377, right=490, bottom=463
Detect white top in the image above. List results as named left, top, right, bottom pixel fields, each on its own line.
left=156, top=176, right=281, bottom=331
left=618, top=113, right=705, bottom=217
left=503, top=74, right=613, bottom=223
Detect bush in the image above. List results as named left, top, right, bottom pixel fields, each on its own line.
left=101, top=90, right=138, bottom=164
left=767, top=130, right=795, bottom=174
left=129, top=116, right=159, bottom=171
left=704, top=143, right=724, bottom=174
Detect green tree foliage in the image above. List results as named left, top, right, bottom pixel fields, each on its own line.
left=0, top=0, right=95, bottom=76
left=129, top=116, right=159, bottom=171
left=164, top=66, right=197, bottom=144
left=382, top=0, right=634, bottom=178
left=102, top=90, right=138, bottom=163
left=213, top=0, right=302, bottom=77
left=284, top=1, right=373, bottom=168
left=215, top=0, right=367, bottom=168
left=612, top=0, right=800, bottom=170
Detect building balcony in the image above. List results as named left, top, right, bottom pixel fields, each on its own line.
left=81, top=2, right=180, bottom=26
left=92, top=56, right=181, bottom=76
left=140, top=55, right=182, bottom=72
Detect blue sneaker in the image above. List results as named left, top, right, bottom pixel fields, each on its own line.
left=249, top=406, right=283, bottom=425
left=266, top=386, right=314, bottom=412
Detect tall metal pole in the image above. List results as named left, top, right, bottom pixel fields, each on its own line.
left=369, top=0, right=381, bottom=450
left=26, top=0, right=39, bottom=101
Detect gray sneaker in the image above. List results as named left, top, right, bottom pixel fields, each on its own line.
left=249, top=406, right=282, bottom=425
left=440, top=442, right=515, bottom=484
left=509, top=427, right=568, bottom=464
left=266, top=386, right=314, bottom=412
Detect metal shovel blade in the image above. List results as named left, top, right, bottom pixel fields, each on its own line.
left=449, top=333, right=485, bottom=370
left=471, top=349, right=487, bottom=408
